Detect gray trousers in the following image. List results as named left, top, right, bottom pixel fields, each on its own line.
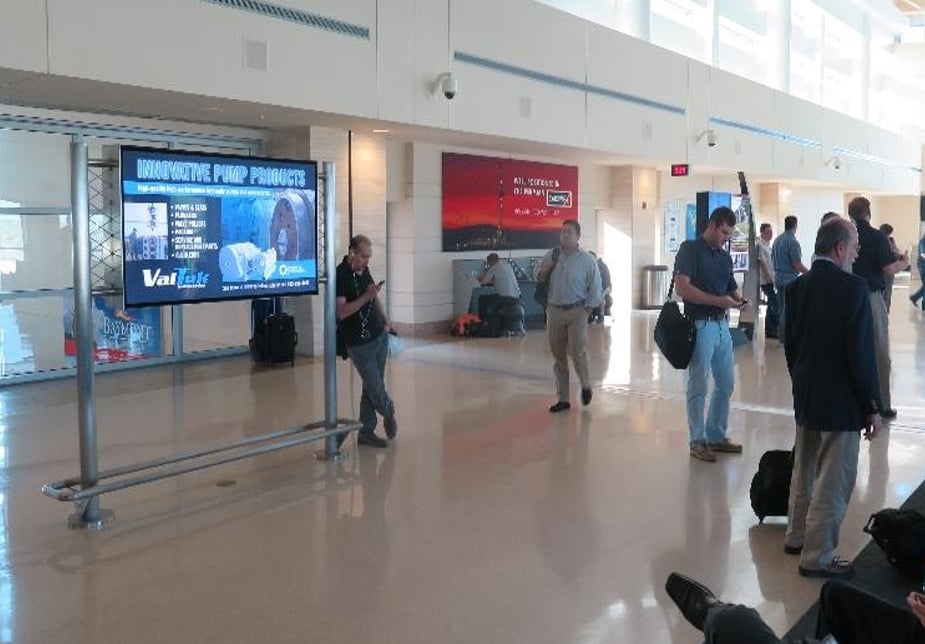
left=786, top=427, right=860, bottom=570
left=546, top=304, right=590, bottom=402
left=869, top=291, right=891, bottom=410
left=346, top=331, right=395, bottom=436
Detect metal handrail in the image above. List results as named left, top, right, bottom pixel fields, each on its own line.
left=42, top=419, right=361, bottom=503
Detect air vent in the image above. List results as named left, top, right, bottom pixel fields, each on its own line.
left=243, top=39, right=269, bottom=71
left=200, top=0, right=369, bottom=40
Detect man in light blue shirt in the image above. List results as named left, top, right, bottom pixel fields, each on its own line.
left=771, top=215, right=808, bottom=341
left=477, top=253, right=521, bottom=332
left=537, top=219, right=601, bottom=412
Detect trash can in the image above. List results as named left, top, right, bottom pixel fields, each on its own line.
left=641, top=265, right=669, bottom=309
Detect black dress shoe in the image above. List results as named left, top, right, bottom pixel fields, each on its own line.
left=357, top=433, right=389, bottom=448
left=665, top=572, right=726, bottom=632
left=384, top=415, right=398, bottom=439
left=581, top=388, right=592, bottom=405
left=881, top=408, right=897, bottom=419
left=549, top=401, right=571, bottom=413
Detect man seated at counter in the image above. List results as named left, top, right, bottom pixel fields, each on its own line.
left=477, top=253, right=522, bottom=331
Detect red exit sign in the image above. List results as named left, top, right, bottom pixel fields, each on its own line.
left=670, top=163, right=690, bottom=177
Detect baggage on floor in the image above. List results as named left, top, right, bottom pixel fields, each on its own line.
left=250, top=298, right=297, bottom=365
left=750, top=449, right=793, bottom=522
left=864, top=508, right=925, bottom=580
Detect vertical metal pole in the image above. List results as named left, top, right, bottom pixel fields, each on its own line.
left=322, top=162, right=341, bottom=458
left=69, top=137, right=113, bottom=529
left=171, top=306, right=184, bottom=357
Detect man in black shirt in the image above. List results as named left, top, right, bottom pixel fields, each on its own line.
left=335, top=234, right=396, bottom=448
left=847, top=197, right=908, bottom=419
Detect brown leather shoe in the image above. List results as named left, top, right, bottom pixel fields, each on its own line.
left=708, top=439, right=743, bottom=454
left=690, top=444, right=717, bottom=462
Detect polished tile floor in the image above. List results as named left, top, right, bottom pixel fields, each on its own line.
left=5, top=295, right=925, bottom=643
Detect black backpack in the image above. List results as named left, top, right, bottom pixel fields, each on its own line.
left=749, top=450, right=793, bottom=522
left=864, top=508, right=925, bottom=579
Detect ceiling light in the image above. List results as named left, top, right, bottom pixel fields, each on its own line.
left=372, top=129, right=390, bottom=134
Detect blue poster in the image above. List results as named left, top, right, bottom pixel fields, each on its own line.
left=64, top=295, right=162, bottom=365
left=685, top=203, right=697, bottom=241
left=121, top=147, right=318, bottom=307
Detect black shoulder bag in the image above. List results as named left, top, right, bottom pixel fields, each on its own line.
left=534, top=247, right=560, bottom=309
left=654, top=267, right=697, bottom=370
left=864, top=508, right=925, bottom=580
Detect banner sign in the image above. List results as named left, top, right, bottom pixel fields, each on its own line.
left=442, top=153, right=578, bottom=251
left=665, top=200, right=683, bottom=253
left=64, top=294, right=162, bottom=365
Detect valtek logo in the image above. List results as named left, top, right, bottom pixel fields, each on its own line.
left=142, top=268, right=210, bottom=289
left=547, top=190, right=572, bottom=207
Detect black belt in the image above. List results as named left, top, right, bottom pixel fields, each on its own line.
left=693, top=312, right=726, bottom=322
left=550, top=301, right=584, bottom=310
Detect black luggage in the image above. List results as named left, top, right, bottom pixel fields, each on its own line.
left=864, top=508, right=925, bottom=580
left=250, top=298, right=297, bottom=366
left=750, top=449, right=793, bottom=522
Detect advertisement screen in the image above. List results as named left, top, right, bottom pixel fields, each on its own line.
left=121, top=147, right=318, bottom=307
left=695, top=191, right=749, bottom=272
left=442, top=153, right=578, bottom=251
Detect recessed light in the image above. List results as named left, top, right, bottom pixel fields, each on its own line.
left=372, top=129, right=390, bottom=134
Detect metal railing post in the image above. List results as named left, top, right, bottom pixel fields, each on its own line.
left=69, top=136, right=113, bottom=529
left=321, top=162, right=343, bottom=459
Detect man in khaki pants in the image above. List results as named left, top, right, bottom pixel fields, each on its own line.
left=537, top=219, right=601, bottom=412
left=847, top=197, right=908, bottom=419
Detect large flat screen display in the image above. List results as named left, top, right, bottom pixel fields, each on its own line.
left=121, top=147, right=318, bottom=307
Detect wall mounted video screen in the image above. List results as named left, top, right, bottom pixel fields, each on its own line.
left=120, top=147, right=318, bottom=307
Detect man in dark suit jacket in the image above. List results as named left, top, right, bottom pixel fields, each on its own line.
left=783, top=217, right=882, bottom=580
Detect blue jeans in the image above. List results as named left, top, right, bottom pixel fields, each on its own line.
left=911, top=262, right=925, bottom=308
left=686, top=319, right=734, bottom=446
left=346, top=331, right=395, bottom=436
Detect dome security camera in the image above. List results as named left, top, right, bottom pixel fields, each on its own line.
left=441, top=73, right=458, bottom=100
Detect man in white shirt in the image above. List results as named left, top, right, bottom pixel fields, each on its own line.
left=757, top=223, right=778, bottom=339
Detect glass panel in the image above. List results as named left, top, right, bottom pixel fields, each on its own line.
left=717, top=18, right=769, bottom=84
left=0, top=296, right=68, bottom=376
left=0, top=130, right=70, bottom=208
left=181, top=300, right=250, bottom=352
left=0, top=214, right=72, bottom=292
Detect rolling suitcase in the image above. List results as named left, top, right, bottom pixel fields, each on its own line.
left=750, top=449, right=793, bottom=523
left=250, top=298, right=297, bottom=366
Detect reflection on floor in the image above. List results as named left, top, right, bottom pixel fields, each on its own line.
left=3, top=299, right=925, bottom=644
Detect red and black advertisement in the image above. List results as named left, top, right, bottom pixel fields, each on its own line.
left=442, top=153, right=578, bottom=252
